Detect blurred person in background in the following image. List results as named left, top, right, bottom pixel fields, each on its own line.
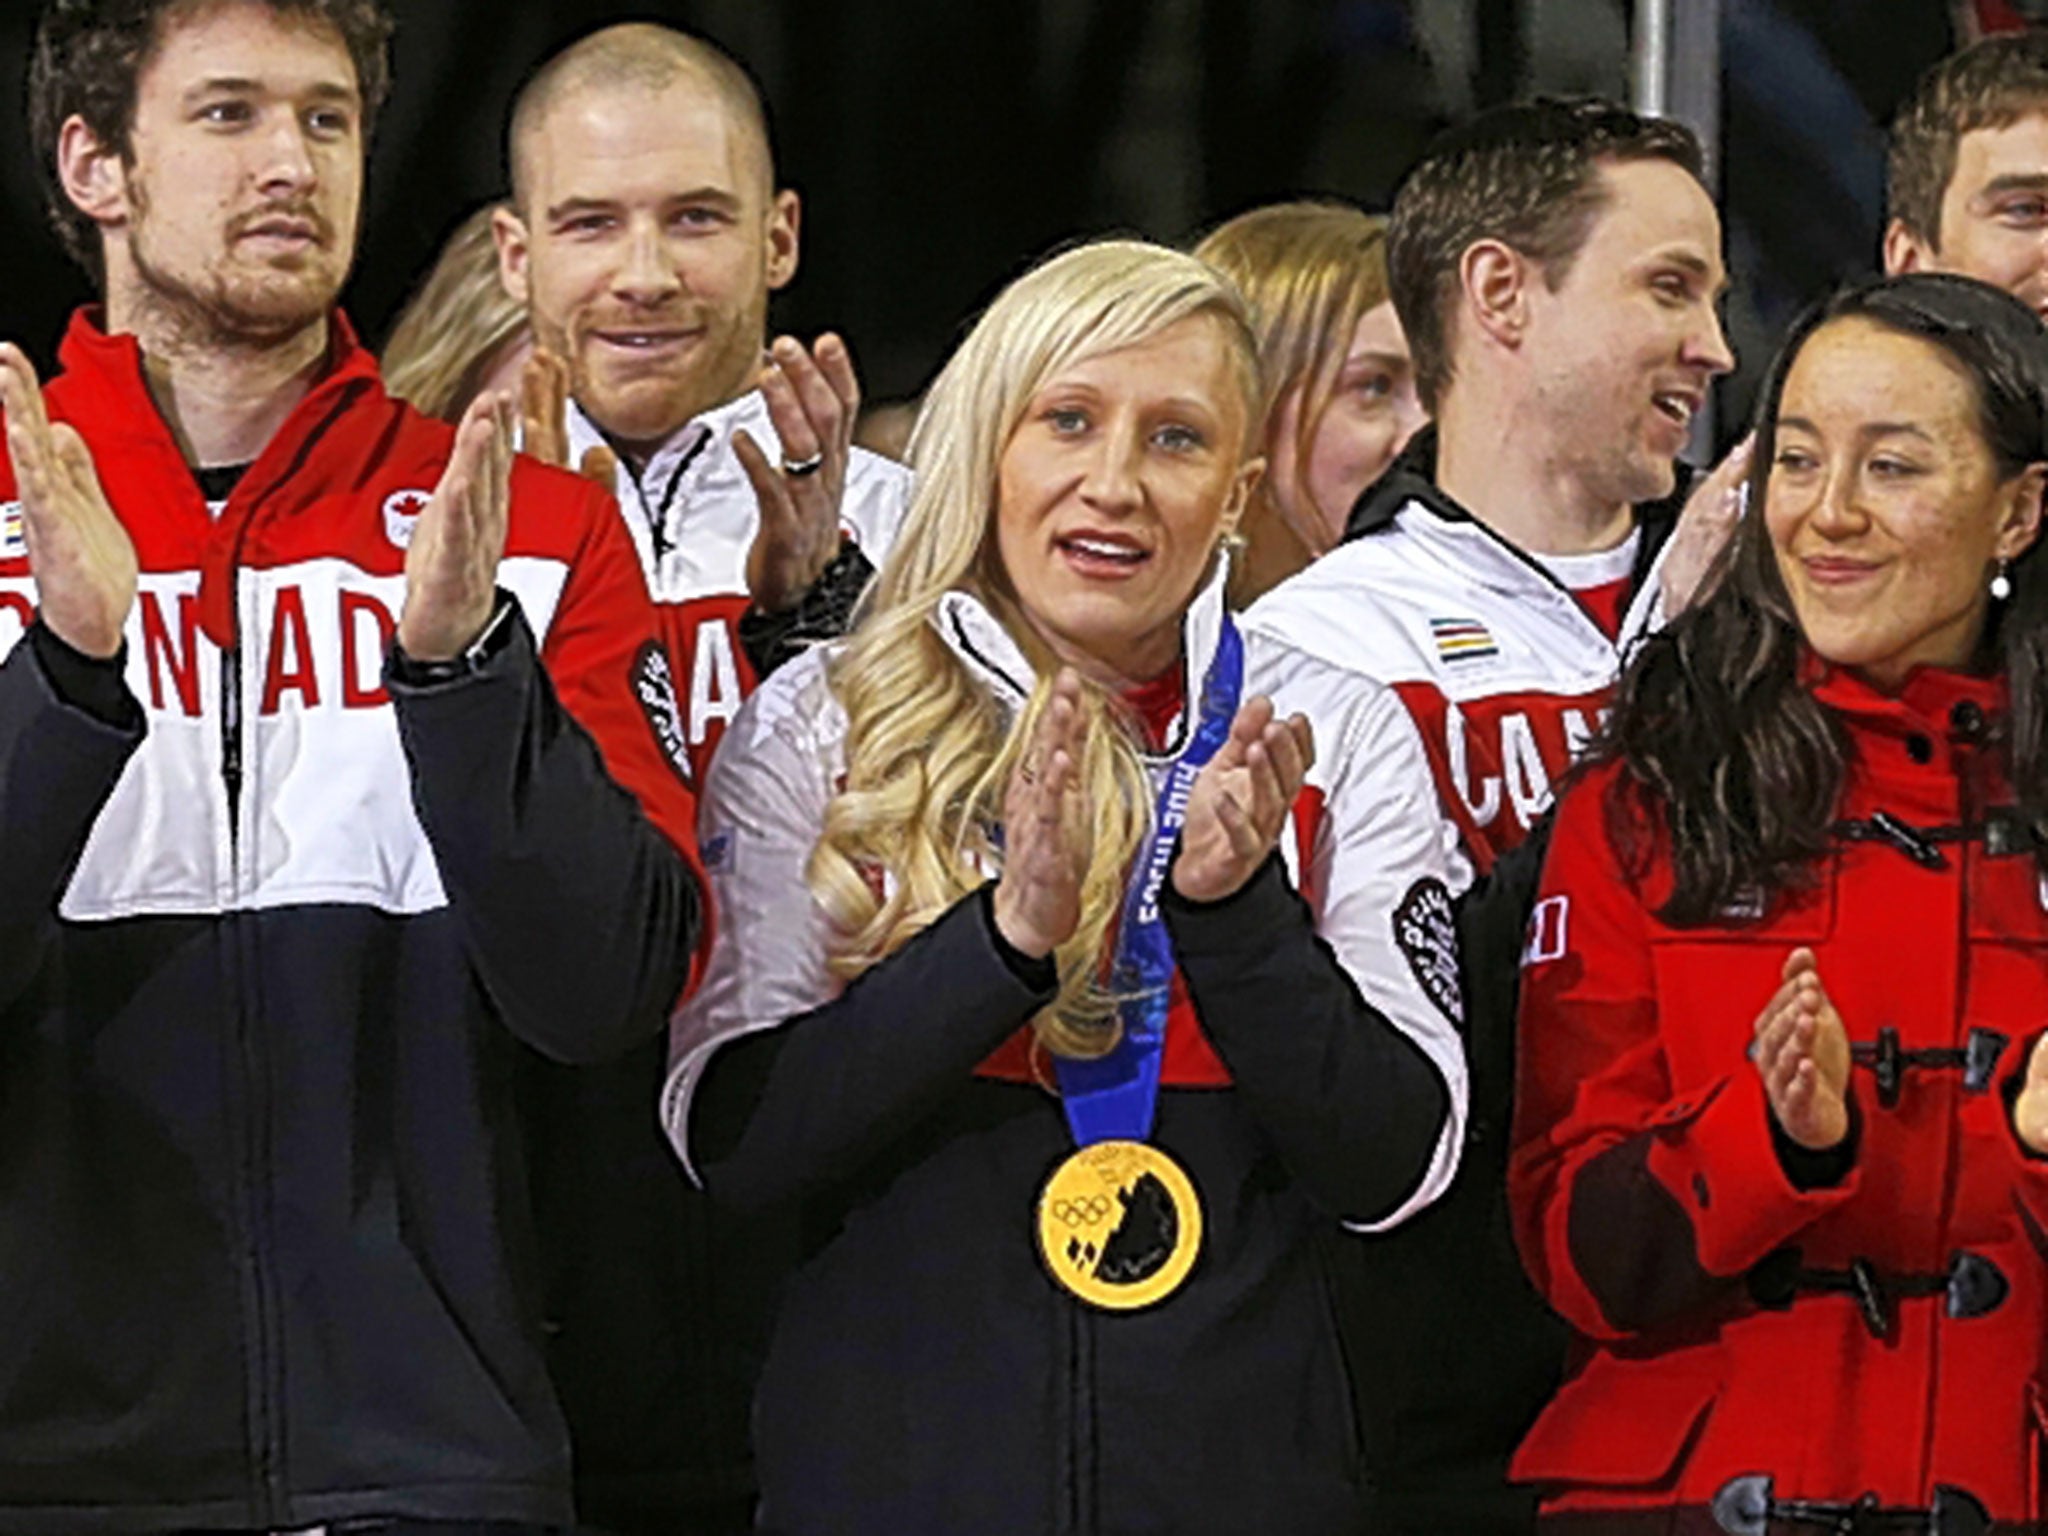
left=1513, top=270, right=2048, bottom=1532
left=665, top=239, right=1467, bottom=1536
left=1245, top=97, right=1743, bottom=1536
left=1886, top=26, right=2048, bottom=318
left=1195, top=200, right=1425, bottom=607
left=383, top=202, right=533, bottom=423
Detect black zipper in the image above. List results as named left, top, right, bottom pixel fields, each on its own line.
left=1056, top=1303, right=1097, bottom=1534
left=204, top=382, right=362, bottom=1523
left=221, top=647, right=242, bottom=835
left=617, top=429, right=710, bottom=564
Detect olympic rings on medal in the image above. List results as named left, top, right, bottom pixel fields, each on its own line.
left=1051, top=1194, right=1113, bottom=1227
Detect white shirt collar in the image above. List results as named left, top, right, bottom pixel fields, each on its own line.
left=928, top=559, right=1233, bottom=761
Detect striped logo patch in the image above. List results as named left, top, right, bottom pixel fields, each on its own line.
left=0, top=502, right=23, bottom=560
left=1429, top=616, right=1498, bottom=662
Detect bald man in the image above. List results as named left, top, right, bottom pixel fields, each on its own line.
left=490, top=26, right=906, bottom=1536
left=495, top=23, right=909, bottom=784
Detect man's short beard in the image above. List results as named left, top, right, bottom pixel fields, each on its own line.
left=563, top=305, right=766, bottom=452
left=129, top=238, right=334, bottom=349
left=124, top=179, right=341, bottom=349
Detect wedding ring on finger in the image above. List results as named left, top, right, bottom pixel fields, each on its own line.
left=780, top=451, right=825, bottom=479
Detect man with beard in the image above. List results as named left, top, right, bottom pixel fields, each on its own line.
left=487, top=25, right=909, bottom=1536
left=1243, top=99, right=1739, bottom=1535
left=0, top=1, right=703, bottom=1530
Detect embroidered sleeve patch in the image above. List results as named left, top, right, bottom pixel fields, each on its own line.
left=632, top=640, right=693, bottom=788
left=1393, top=876, right=1463, bottom=1026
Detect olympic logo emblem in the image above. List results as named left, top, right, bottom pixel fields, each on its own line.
left=1050, top=1194, right=1113, bottom=1227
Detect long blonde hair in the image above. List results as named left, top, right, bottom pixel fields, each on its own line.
left=1195, top=201, right=1392, bottom=605
left=382, top=205, right=530, bottom=422
left=809, top=240, right=1261, bottom=1058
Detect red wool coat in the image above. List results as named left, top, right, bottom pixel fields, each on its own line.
left=1511, top=665, right=2048, bottom=1526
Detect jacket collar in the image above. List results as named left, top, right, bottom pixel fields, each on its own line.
left=1339, top=422, right=1693, bottom=651
left=53, top=307, right=379, bottom=446
left=51, top=309, right=384, bottom=649
left=565, top=387, right=772, bottom=573
left=1345, top=423, right=1686, bottom=568
left=930, top=561, right=1231, bottom=762
left=566, top=387, right=770, bottom=498
left=1807, top=656, right=2006, bottom=732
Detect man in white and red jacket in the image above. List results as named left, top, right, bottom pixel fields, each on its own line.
left=494, top=22, right=910, bottom=786
left=0, top=2, right=703, bottom=1531
left=487, top=24, right=909, bottom=1535
left=1244, top=98, right=1739, bottom=1535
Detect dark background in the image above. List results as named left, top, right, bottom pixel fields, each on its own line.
left=0, top=2, right=1973, bottom=415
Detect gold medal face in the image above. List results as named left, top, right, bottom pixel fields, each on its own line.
left=1035, top=1139, right=1202, bottom=1311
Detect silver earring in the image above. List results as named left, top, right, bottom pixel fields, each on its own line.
left=1992, top=558, right=2014, bottom=602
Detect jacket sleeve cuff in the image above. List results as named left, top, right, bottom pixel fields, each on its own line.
left=385, top=592, right=520, bottom=690
left=1644, top=1070, right=1859, bottom=1275
left=1770, top=1089, right=1861, bottom=1190
left=977, top=882, right=1059, bottom=992
left=1157, top=848, right=1291, bottom=940
left=29, top=623, right=141, bottom=730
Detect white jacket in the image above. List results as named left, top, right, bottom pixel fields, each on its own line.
left=1245, top=480, right=1672, bottom=880
left=664, top=568, right=1470, bottom=1233
left=565, top=390, right=912, bottom=783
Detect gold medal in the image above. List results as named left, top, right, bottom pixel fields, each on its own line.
left=1035, top=1139, right=1202, bottom=1311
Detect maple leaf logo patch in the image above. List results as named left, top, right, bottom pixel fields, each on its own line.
left=382, top=488, right=433, bottom=549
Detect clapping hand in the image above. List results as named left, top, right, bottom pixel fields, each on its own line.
left=2013, top=1034, right=2048, bottom=1156
left=1659, top=434, right=1753, bottom=616
left=518, top=348, right=618, bottom=488
left=992, top=670, right=1089, bottom=960
left=1752, top=947, right=1853, bottom=1151
left=735, top=333, right=861, bottom=613
left=1170, top=696, right=1314, bottom=904
left=0, top=344, right=137, bottom=660
left=399, top=389, right=515, bottom=661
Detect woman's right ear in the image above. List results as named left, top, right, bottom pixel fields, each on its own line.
left=1997, top=461, right=2048, bottom=565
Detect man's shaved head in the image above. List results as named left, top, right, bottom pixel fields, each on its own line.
left=507, top=22, right=774, bottom=210
left=494, top=19, right=799, bottom=452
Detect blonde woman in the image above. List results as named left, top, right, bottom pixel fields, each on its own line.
left=662, top=240, right=1467, bottom=1534
left=1196, top=200, right=1425, bottom=605
left=381, top=204, right=532, bottom=422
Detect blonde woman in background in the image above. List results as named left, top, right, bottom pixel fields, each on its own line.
left=1197, top=201, right=1426, bottom=605
left=382, top=204, right=532, bottom=422
left=662, top=239, right=1466, bottom=1534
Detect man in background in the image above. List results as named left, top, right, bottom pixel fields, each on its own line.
left=1246, top=98, right=1738, bottom=1535
left=492, top=24, right=910, bottom=1534
left=1885, top=26, right=2048, bottom=316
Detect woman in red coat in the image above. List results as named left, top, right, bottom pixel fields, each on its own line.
left=1511, top=272, right=2048, bottom=1531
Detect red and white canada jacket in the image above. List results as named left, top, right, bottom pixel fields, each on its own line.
left=1512, top=666, right=2048, bottom=1524
left=1244, top=445, right=1675, bottom=882
left=0, top=309, right=703, bottom=1531
left=0, top=311, right=698, bottom=930
left=564, top=391, right=910, bottom=786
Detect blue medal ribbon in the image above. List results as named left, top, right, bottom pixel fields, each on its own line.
left=1052, top=613, right=1245, bottom=1145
